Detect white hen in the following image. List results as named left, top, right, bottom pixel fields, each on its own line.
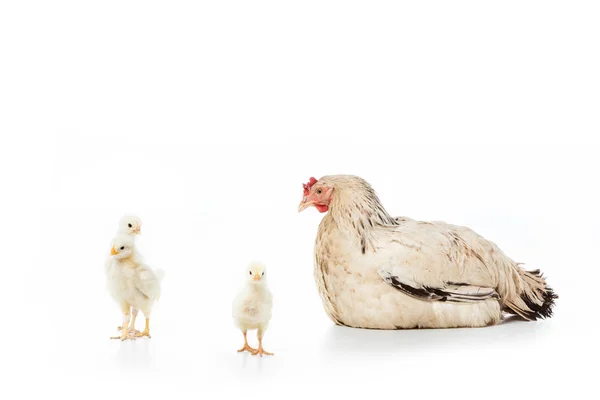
left=298, top=175, right=557, bottom=329
left=232, top=262, right=273, bottom=357
left=107, top=234, right=164, bottom=340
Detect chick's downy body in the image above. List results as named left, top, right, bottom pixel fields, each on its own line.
left=233, top=262, right=273, bottom=356
left=233, top=284, right=272, bottom=332
left=105, top=215, right=145, bottom=336
left=114, top=256, right=162, bottom=317
left=106, top=232, right=163, bottom=340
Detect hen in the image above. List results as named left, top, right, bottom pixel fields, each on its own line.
left=298, top=175, right=557, bottom=329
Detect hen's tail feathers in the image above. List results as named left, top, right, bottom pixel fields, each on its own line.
left=503, top=267, right=558, bottom=320
left=155, top=268, right=165, bottom=283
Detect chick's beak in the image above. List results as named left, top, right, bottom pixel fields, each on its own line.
left=134, top=228, right=141, bottom=235
left=253, top=274, right=261, bottom=281
left=110, top=246, right=119, bottom=256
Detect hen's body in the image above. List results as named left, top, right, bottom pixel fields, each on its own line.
left=315, top=216, right=505, bottom=328
left=303, top=175, right=556, bottom=329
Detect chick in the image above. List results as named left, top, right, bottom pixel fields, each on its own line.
left=106, top=215, right=143, bottom=335
left=117, top=215, right=142, bottom=236
left=107, top=234, right=164, bottom=341
left=233, top=262, right=273, bottom=357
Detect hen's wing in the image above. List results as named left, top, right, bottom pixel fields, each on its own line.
left=133, top=265, right=162, bottom=301
left=378, top=269, right=499, bottom=302
left=373, top=220, right=500, bottom=303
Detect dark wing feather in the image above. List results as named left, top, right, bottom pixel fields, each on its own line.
left=379, top=270, right=499, bottom=303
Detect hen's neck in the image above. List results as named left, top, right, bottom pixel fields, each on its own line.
left=328, top=188, right=397, bottom=237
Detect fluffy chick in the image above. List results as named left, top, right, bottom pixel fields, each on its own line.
left=117, top=215, right=142, bottom=236
left=232, top=262, right=273, bottom=357
left=107, top=234, right=164, bottom=341
left=106, top=215, right=143, bottom=334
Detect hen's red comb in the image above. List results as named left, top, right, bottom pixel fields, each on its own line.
left=302, top=177, right=318, bottom=196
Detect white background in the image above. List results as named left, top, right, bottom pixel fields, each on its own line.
left=1, top=1, right=599, bottom=399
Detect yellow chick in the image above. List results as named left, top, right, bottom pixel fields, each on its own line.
left=106, top=215, right=143, bottom=336
left=117, top=215, right=142, bottom=236
left=232, top=262, right=273, bottom=357
left=107, top=235, right=164, bottom=341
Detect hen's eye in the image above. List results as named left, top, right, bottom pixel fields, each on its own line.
left=128, top=224, right=132, bottom=228
left=120, top=246, right=125, bottom=250
left=316, top=189, right=323, bottom=195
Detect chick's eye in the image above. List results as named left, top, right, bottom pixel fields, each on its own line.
left=249, top=271, right=252, bottom=275
left=120, top=246, right=125, bottom=250
left=128, top=224, right=132, bottom=228
left=261, top=272, right=264, bottom=276
left=316, top=188, right=323, bottom=195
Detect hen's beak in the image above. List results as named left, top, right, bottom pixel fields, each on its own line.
left=298, top=198, right=312, bottom=212
left=110, top=246, right=119, bottom=256
left=253, top=274, right=261, bottom=281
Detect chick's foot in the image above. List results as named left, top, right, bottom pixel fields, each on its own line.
left=237, top=343, right=257, bottom=354
left=117, top=326, right=141, bottom=336
left=133, top=329, right=151, bottom=339
left=111, top=327, right=138, bottom=341
left=110, top=331, right=135, bottom=341
left=252, top=345, right=274, bottom=357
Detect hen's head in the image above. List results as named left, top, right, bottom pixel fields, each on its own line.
left=298, top=176, right=334, bottom=213
left=118, top=215, right=141, bottom=236
left=110, top=235, right=135, bottom=260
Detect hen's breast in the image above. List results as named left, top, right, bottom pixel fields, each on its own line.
left=314, top=217, right=393, bottom=327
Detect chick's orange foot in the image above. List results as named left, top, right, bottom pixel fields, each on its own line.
left=251, top=346, right=274, bottom=357
left=133, top=330, right=151, bottom=339
left=110, top=333, right=134, bottom=341
left=117, top=326, right=141, bottom=336
left=237, top=343, right=257, bottom=354
left=110, top=327, right=138, bottom=341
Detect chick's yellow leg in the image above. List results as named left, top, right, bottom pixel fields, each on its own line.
left=252, top=330, right=273, bottom=357
left=130, top=308, right=138, bottom=330
left=237, top=331, right=256, bottom=353
left=133, top=317, right=151, bottom=338
left=111, top=302, right=133, bottom=341
left=117, top=309, right=141, bottom=335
